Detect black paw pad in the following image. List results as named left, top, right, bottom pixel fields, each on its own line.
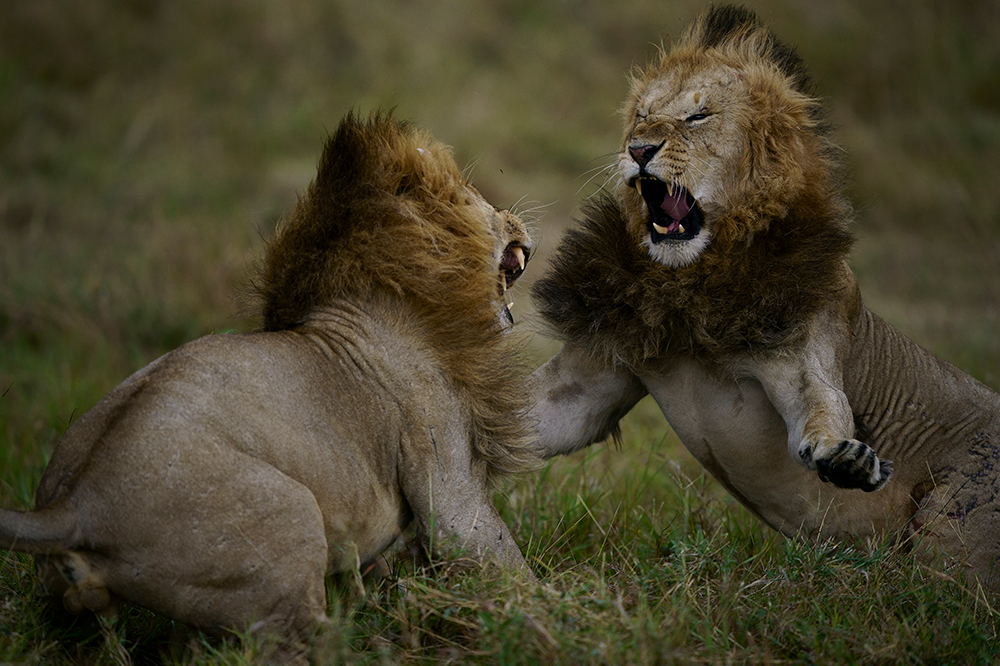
left=815, top=440, right=892, bottom=492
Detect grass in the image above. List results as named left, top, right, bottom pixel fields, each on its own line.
left=5, top=436, right=997, bottom=664
left=2, top=0, right=1000, bottom=663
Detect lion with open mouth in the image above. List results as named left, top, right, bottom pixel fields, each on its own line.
left=530, top=5, right=1000, bottom=593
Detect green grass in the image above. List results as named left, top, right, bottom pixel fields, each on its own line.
left=3, top=0, right=1000, bottom=663
left=5, top=435, right=997, bottom=664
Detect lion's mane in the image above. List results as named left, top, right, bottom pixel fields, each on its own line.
left=534, top=7, right=857, bottom=369
left=253, top=111, right=535, bottom=477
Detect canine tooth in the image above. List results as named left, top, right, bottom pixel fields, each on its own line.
left=678, top=224, right=686, bottom=234
left=667, top=181, right=674, bottom=196
left=652, top=222, right=671, bottom=235
left=512, top=246, right=526, bottom=271
left=636, top=179, right=644, bottom=196
left=502, top=275, right=508, bottom=292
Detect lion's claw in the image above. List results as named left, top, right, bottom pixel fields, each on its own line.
left=813, top=439, right=892, bottom=492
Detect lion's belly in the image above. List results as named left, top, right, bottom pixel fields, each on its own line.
left=639, top=358, right=906, bottom=539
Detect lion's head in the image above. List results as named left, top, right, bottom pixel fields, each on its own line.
left=618, top=5, right=842, bottom=268
left=253, top=111, right=534, bottom=476
left=534, top=6, right=856, bottom=367
left=256, top=112, right=530, bottom=334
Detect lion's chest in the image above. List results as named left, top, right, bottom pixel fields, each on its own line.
left=638, top=359, right=859, bottom=534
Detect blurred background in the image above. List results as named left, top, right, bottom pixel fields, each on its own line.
left=2, top=0, right=999, bottom=499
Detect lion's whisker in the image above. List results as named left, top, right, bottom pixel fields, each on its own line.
left=577, top=163, right=618, bottom=197
left=462, top=156, right=483, bottom=182
left=514, top=201, right=556, bottom=224
left=508, top=193, right=532, bottom=215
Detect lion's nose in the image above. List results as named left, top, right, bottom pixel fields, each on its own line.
left=628, top=143, right=661, bottom=168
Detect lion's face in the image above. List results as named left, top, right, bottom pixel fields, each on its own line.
left=617, top=58, right=747, bottom=268
left=617, top=35, right=821, bottom=270
left=489, top=206, right=530, bottom=327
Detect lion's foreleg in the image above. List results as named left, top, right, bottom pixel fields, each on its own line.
left=399, top=431, right=535, bottom=580
left=750, top=332, right=892, bottom=492
left=413, top=482, right=535, bottom=580
left=528, top=343, right=648, bottom=458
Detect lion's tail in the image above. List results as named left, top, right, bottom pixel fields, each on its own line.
left=0, top=507, right=76, bottom=554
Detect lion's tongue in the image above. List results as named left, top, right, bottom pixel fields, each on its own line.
left=661, top=189, right=691, bottom=222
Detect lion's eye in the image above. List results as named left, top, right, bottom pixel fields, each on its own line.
left=686, top=112, right=711, bottom=123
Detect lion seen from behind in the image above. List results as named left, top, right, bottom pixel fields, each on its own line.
left=0, top=111, right=537, bottom=660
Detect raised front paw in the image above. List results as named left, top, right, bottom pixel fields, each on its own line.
left=801, top=439, right=893, bottom=492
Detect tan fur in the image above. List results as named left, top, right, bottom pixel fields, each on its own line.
left=531, top=6, right=1000, bottom=594
left=0, top=112, right=537, bottom=659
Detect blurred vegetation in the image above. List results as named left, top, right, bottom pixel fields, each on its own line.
left=1, top=0, right=999, bottom=663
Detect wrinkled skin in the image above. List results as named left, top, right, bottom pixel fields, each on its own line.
left=0, top=113, right=536, bottom=660
left=531, top=6, right=1000, bottom=593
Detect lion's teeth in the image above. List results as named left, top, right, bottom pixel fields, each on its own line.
left=678, top=224, right=685, bottom=234
left=512, top=246, right=526, bottom=271
left=502, top=275, right=508, bottom=292
left=636, top=179, right=643, bottom=196
left=667, top=181, right=674, bottom=196
left=652, top=222, right=671, bottom=235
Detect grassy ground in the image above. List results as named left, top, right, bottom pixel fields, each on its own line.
left=2, top=0, right=999, bottom=663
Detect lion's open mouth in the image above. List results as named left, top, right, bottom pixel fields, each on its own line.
left=498, top=243, right=528, bottom=326
left=633, top=177, right=703, bottom=242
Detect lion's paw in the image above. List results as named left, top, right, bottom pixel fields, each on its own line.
left=808, top=439, right=892, bottom=492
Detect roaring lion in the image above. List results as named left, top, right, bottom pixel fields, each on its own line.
left=0, top=112, right=537, bottom=656
left=530, top=6, right=1000, bottom=592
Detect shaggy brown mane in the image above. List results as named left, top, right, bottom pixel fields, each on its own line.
left=686, top=5, right=817, bottom=102
left=534, top=6, right=856, bottom=370
left=254, top=111, right=535, bottom=477
left=534, top=191, right=854, bottom=368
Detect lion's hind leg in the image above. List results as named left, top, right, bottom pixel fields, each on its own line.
left=179, top=463, right=331, bottom=655
left=94, top=451, right=332, bottom=659
left=910, top=472, right=1000, bottom=595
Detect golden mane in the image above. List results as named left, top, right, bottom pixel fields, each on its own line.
left=624, top=5, right=844, bottom=243
left=257, top=111, right=495, bottom=332
left=534, top=6, right=856, bottom=368
left=254, top=111, right=536, bottom=477
left=666, top=5, right=817, bottom=100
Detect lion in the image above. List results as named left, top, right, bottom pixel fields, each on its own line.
left=0, top=111, right=537, bottom=658
left=529, top=5, right=1000, bottom=593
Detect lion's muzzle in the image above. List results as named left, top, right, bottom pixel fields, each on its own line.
left=625, top=140, right=704, bottom=244
left=634, top=177, right=703, bottom=241
left=498, top=242, right=529, bottom=327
